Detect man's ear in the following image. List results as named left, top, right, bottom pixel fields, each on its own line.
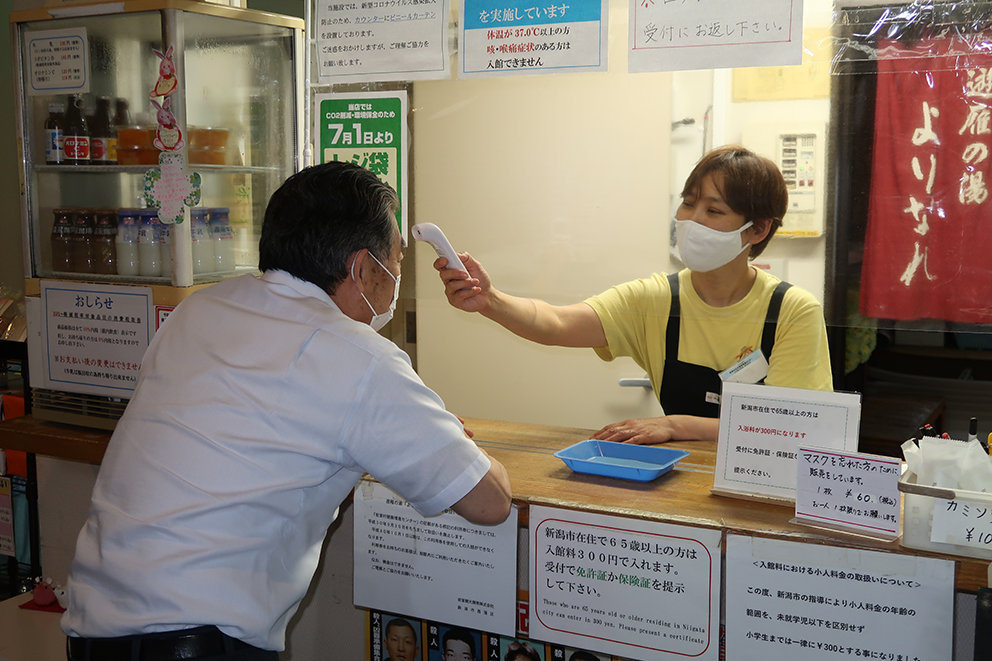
left=349, top=249, right=370, bottom=292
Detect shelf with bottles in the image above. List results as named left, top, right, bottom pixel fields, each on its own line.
left=46, top=206, right=253, bottom=285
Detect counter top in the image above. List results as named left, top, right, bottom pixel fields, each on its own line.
left=2, top=414, right=989, bottom=592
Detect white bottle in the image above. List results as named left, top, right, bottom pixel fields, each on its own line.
left=137, top=210, right=162, bottom=277
left=160, top=220, right=172, bottom=279
left=116, top=210, right=141, bottom=276
left=190, top=209, right=215, bottom=274
left=208, top=208, right=236, bottom=272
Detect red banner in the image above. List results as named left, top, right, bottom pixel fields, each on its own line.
left=862, top=35, right=992, bottom=323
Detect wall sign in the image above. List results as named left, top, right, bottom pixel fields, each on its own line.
left=353, top=479, right=519, bottom=636
left=725, top=535, right=954, bottom=661
left=315, top=92, right=408, bottom=243
left=529, top=505, right=721, bottom=660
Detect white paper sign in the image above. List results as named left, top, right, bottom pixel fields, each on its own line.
left=529, top=505, right=721, bottom=660
left=315, top=0, right=450, bottom=83
left=460, top=0, right=609, bottom=78
left=0, top=477, right=14, bottom=558
left=26, top=28, right=89, bottom=95
left=353, top=479, right=519, bottom=636
left=725, top=535, right=954, bottom=661
left=628, top=0, right=803, bottom=73
left=931, top=496, right=992, bottom=550
left=714, top=382, right=861, bottom=502
left=795, top=446, right=902, bottom=539
left=40, top=280, right=152, bottom=397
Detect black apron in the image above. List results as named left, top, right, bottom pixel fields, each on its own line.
left=659, top=272, right=792, bottom=418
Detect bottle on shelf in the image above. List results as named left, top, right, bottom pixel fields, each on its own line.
left=208, top=207, right=236, bottom=272
left=115, top=210, right=141, bottom=276
left=45, top=103, right=65, bottom=165
left=113, top=98, right=131, bottom=131
left=160, top=220, right=172, bottom=279
left=190, top=208, right=215, bottom=274
left=51, top=209, right=74, bottom=272
left=90, top=96, right=116, bottom=165
left=63, top=94, right=90, bottom=166
left=137, top=209, right=163, bottom=277
left=92, top=209, right=118, bottom=275
left=71, top=209, right=96, bottom=274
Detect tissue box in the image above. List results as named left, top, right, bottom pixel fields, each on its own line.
left=899, top=469, right=992, bottom=560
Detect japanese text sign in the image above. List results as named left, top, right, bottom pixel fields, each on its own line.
left=0, top=478, right=13, bottom=558
left=628, top=0, right=803, bottom=73
left=39, top=280, right=153, bottom=398
left=353, top=479, right=519, bottom=636
left=931, top=494, right=992, bottom=551
left=315, top=92, right=408, bottom=242
left=315, top=0, right=450, bottom=83
left=795, top=447, right=902, bottom=540
left=529, top=505, right=721, bottom=660
left=725, top=535, right=954, bottom=661
left=460, top=0, right=609, bottom=77
left=26, top=28, right=89, bottom=95
left=714, top=382, right=861, bottom=503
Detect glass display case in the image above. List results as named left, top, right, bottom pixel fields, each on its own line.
left=11, top=1, right=304, bottom=287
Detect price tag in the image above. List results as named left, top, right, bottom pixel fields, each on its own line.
left=931, top=497, right=992, bottom=549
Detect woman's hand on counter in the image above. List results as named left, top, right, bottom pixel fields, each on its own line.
left=591, top=415, right=719, bottom=444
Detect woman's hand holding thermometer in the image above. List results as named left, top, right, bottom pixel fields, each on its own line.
left=412, top=223, right=466, bottom=272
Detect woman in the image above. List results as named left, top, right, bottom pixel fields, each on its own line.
left=436, top=145, right=832, bottom=444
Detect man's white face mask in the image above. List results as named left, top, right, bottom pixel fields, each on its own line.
left=674, top=217, right=753, bottom=273
left=352, top=251, right=401, bottom=331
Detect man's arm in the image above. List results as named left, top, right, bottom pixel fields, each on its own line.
left=450, top=448, right=512, bottom=525
left=436, top=253, right=607, bottom=348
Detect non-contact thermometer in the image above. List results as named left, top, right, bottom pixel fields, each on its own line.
left=411, top=223, right=467, bottom=271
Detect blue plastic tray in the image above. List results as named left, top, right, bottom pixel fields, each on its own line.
left=554, top=440, right=689, bottom=482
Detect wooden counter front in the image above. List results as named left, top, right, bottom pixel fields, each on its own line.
left=2, top=414, right=990, bottom=592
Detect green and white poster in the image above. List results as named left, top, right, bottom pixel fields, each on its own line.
left=315, top=92, right=408, bottom=242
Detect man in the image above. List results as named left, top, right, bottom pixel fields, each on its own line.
left=61, top=162, right=512, bottom=661
left=442, top=627, right=478, bottom=661
left=384, top=618, right=419, bottom=661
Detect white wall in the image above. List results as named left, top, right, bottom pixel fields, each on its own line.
left=414, top=0, right=836, bottom=430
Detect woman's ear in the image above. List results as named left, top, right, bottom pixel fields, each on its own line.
left=747, top=218, right=773, bottom=245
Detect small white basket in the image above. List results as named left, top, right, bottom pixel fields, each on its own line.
left=899, top=470, right=992, bottom=560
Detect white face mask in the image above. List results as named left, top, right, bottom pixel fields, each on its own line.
left=674, top=217, right=753, bottom=273
left=352, top=251, right=401, bottom=331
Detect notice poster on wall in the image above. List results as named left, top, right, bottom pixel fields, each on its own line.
left=0, top=477, right=14, bottom=558
left=725, top=535, right=954, bottom=660
left=25, top=28, right=89, bottom=95
left=315, top=0, right=450, bottom=83
left=713, top=382, right=861, bottom=503
left=529, top=505, right=721, bottom=660
left=628, top=0, right=803, bottom=73
left=39, top=280, right=152, bottom=398
left=314, top=92, right=408, bottom=242
left=459, top=0, right=609, bottom=78
left=353, top=479, right=519, bottom=636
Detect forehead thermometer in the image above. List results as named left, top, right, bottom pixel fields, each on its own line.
left=411, top=223, right=466, bottom=271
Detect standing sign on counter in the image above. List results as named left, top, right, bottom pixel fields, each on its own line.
left=315, top=0, right=450, bottom=83
left=39, top=280, right=152, bottom=398
left=628, top=0, right=803, bottom=73
left=930, top=492, right=992, bottom=551
left=713, top=382, right=861, bottom=503
left=353, top=479, right=519, bottom=636
left=459, top=0, right=609, bottom=78
left=725, top=535, right=954, bottom=661
left=794, top=446, right=902, bottom=540
left=315, top=92, right=408, bottom=242
left=529, top=505, right=721, bottom=660
left=26, top=28, right=89, bottom=95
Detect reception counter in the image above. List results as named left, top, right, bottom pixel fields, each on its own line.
left=1, top=413, right=989, bottom=594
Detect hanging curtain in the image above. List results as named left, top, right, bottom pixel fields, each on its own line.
left=861, top=34, right=992, bottom=323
